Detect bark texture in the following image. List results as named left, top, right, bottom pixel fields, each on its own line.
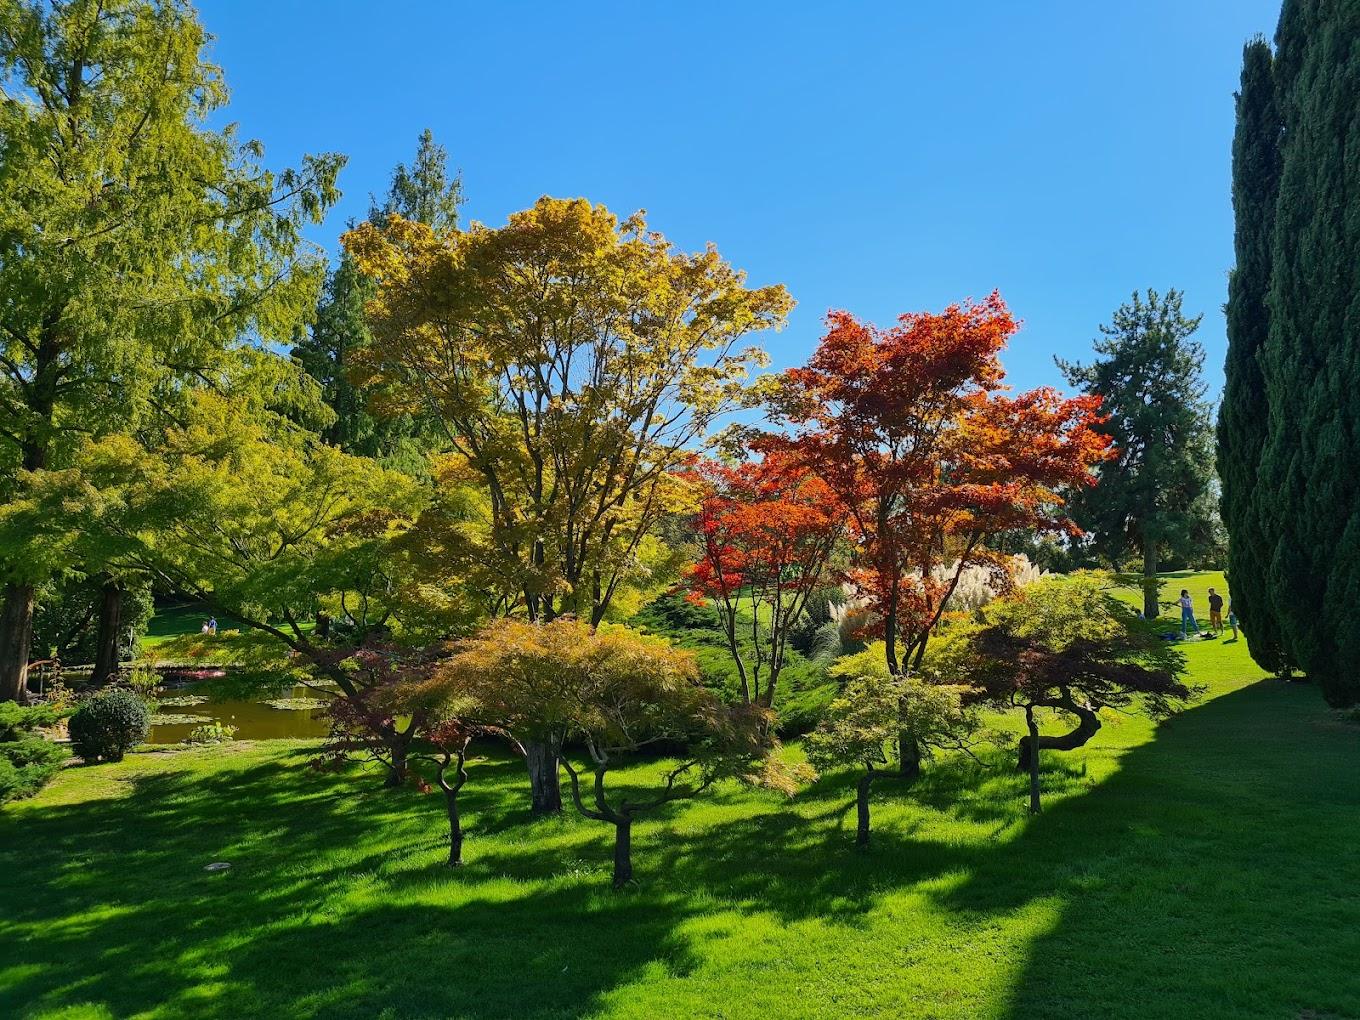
left=0, top=583, right=36, bottom=703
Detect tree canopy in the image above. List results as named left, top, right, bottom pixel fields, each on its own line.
left=0, top=0, right=341, bottom=700
left=1058, top=289, right=1217, bottom=618
left=345, top=196, right=793, bottom=628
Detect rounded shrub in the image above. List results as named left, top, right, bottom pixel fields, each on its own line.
left=68, top=689, right=150, bottom=763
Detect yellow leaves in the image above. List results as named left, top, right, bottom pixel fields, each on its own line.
left=339, top=195, right=793, bottom=620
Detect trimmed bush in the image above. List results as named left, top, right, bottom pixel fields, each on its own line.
left=69, top=689, right=150, bottom=763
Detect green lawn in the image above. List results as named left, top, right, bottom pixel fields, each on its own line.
left=140, top=602, right=307, bottom=665
left=3, top=573, right=1359, bottom=1018
left=141, top=602, right=242, bottom=651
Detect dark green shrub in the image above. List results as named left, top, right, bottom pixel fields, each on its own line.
left=69, top=689, right=149, bottom=763
left=0, top=736, right=69, bottom=802
left=0, top=702, right=70, bottom=803
left=0, top=701, right=63, bottom=741
left=632, top=594, right=836, bottom=735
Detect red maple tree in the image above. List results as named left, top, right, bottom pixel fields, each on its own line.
left=682, top=450, right=843, bottom=717
left=770, top=292, right=1111, bottom=678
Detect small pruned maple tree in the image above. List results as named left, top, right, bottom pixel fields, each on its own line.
left=310, top=643, right=446, bottom=789
left=681, top=451, right=843, bottom=727
left=427, top=617, right=768, bottom=887
left=420, top=717, right=514, bottom=868
left=944, top=573, right=1194, bottom=813
left=806, top=649, right=983, bottom=847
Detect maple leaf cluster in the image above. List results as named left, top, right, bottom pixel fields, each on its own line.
left=689, top=292, right=1112, bottom=679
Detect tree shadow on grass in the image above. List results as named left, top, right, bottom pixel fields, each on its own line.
left=0, top=747, right=711, bottom=1019
left=935, top=679, right=1360, bottom=1019
left=13, top=681, right=1354, bottom=1018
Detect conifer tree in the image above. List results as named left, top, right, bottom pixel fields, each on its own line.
left=1219, top=37, right=1290, bottom=675
left=293, top=129, right=462, bottom=468
left=1257, top=0, right=1360, bottom=705
left=1058, top=290, right=1216, bottom=620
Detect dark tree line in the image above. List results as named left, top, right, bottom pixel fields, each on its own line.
left=1219, top=0, right=1360, bottom=705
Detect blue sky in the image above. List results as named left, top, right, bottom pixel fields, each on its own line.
left=197, top=0, right=1280, bottom=399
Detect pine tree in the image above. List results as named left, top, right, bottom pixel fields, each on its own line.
left=1219, top=38, right=1290, bottom=674
left=1058, top=290, right=1216, bottom=620
left=294, top=129, right=463, bottom=470
left=1258, top=0, right=1360, bottom=705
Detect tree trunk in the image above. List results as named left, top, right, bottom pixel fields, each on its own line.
left=384, top=730, right=410, bottom=788
left=856, top=771, right=875, bottom=847
left=1142, top=533, right=1160, bottom=620
left=90, top=578, right=122, bottom=686
left=0, top=582, right=36, bottom=704
left=856, top=739, right=923, bottom=849
left=525, top=735, right=563, bottom=815
left=612, top=816, right=633, bottom=888
left=1016, top=702, right=1101, bottom=771
left=445, top=788, right=464, bottom=867
left=1025, top=706, right=1042, bottom=815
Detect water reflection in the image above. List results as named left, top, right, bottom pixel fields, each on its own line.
left=147, top=680, right=332, bottom=744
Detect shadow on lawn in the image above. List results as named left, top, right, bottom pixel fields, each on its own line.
left=0, top=747, right=712, bottom=1019
left=942, top=679, right=1360, bottom=1019
left=6, top=680, right=1358, bottom=1018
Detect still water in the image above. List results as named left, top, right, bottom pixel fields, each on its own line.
left=147, top=680, right=333, bottom=744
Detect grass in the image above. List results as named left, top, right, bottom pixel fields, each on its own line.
left=3, top=572, right=1359, bottom=1018
left=140, top=602, right=310, bottom=666
left=140, top=602, right=238, bottom=651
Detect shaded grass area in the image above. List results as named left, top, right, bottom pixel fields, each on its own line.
left=4, top=573, right=1357, bottom=1018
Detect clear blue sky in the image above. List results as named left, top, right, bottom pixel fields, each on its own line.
left=197, top=0, right=1280, bottom=399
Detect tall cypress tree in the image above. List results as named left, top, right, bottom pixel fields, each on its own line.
left=1219, top=38, right=1289, bottom=674
left=1258, top=0, right=1360, bottom=705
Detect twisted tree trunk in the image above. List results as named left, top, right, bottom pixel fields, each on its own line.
left=856, top=737, right=923, bottom=848
left=1016, top=696, right=1101, bottom=772
left=436, top=747, right=469, bottom=867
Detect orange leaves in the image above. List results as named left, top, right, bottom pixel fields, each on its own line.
left=770, top=293, right=1113, bottom=665
left=682, top=452, right=842, bottom=604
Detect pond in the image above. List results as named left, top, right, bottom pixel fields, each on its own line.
left=147, top=678, right=333, bottom=744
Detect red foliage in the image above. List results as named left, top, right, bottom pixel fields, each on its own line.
left=680, top=450, right=842, bottom=709
left=770, top=293, right=1111, bottom=673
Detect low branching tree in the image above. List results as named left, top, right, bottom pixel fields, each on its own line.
left=806, top=645, right=984, bottom=847
left=424, top=719, right=481, bottom=868
left=948, top=573, right=1193, bottom=813
left=556, top=642, right=769, bottom=889
left=429, top=617, right=771, bottom=886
